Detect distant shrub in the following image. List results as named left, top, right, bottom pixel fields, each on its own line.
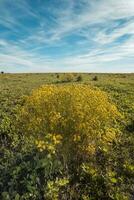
left=56, top=74, right=60, bottom=78
left=1, top=71, right=4, bottom=74
left=76, top=75, right=83, bottom=82
left=62, top=73, right=74, bottom=82
left=93, top=75, right=98, bottom=81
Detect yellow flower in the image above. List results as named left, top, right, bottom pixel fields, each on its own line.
left=73, top=134, right=81, bottom=142
left=18, top=84, right=121, bottom=158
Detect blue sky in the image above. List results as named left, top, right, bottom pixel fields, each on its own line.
left=0, top=0, right=134, bottom=72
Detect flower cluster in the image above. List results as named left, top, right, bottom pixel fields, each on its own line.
left=19, top=84, right=121, bottom=159
left=35, top=134, right=62, bottom=153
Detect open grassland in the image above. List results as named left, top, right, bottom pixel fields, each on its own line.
left=0, top=73, right=134, bottom=120
left=0, top=73, right=134, bottom=199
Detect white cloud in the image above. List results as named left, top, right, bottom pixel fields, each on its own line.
left=0, top=0, right=134, bottom=72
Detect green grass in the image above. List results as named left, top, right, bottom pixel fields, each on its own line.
left=0, top=73, right=134, bottom=199
left=0, top=73, right=133, bottom=139
left=0, top=73, right=134, bottom=121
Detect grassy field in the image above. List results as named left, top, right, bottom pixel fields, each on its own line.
left=0, top=73, right=134, bottom=199
left=0, top=73, right=134, bottom=120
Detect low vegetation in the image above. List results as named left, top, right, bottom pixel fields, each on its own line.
left=0, top=73, right=134, bottom=199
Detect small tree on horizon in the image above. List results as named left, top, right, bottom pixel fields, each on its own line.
left=92, top=75, right=98, bottom=81
left=77, top=75, right=83, bottom=82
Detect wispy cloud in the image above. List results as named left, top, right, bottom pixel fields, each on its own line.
left=0, top=0, right=134, bottom=72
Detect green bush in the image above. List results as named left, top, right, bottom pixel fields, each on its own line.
left=92, top=76, right=98, bottom=81
left=56, top=74, right=59, bottom=79
left=76, top=75, right=83, bottom=82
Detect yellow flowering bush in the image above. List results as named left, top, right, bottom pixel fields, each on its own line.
left=2, top=84, right=128, bottom=199
left=18, top=84, right=121, bottom=161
